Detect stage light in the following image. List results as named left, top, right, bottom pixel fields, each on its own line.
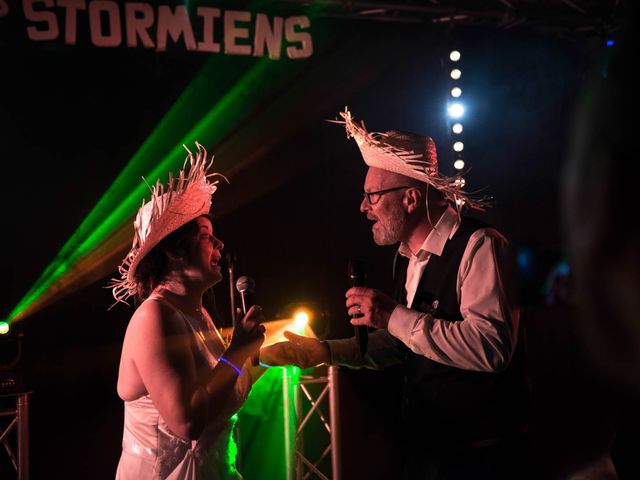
left=293, top=310, right=309, bottom=329
left=517, top=248, right=534, bottom=272
left=448, top=102, right=464, bottom=118
left=221, top=314, right=317, bottom=348
left=0, top=322, right=9, bottom=335
left=446, top=46, right=468, bottom=174
left=453, top=176, right=466, bottom=188
left=606, top=39, right=614, bottom=47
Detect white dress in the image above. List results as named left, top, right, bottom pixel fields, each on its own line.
left=115, top=297, right=252, bottom=480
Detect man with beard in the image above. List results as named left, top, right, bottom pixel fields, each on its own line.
left=261, top=109, right=528, bottom=479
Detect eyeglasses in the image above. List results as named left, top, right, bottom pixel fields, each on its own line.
left=362, top=186, right=410, bottom=205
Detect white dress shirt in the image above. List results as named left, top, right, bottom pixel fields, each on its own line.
left=328, top=206, right=520, bottom=373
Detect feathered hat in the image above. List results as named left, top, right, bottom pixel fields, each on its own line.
left=333, top=107, right=488, bottom=212
left=111, top=142, right=222, bottom=303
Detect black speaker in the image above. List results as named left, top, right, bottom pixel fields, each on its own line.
left=0, top=331, right=23, bottom=393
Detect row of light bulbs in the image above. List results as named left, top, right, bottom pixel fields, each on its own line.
left=447, top=49, right=465, bottom=172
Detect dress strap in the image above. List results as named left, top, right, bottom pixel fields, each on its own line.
left=145, top=295, right=223, bottom=366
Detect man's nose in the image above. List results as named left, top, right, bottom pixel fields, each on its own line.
left=359, top=196, right=370, bottom=213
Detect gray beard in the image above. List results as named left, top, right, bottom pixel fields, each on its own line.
left=373, top=211, right=407, bottom=246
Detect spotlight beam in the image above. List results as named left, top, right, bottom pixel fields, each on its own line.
left=3, top=2, right=350, bottom=324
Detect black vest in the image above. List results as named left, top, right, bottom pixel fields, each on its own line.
left=393, top=217, right=527, bottom=448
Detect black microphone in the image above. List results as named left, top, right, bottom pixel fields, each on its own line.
left=348, top=259, right=368, bottom=355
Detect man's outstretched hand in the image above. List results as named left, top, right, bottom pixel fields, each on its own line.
left=259, top=331, right=330, bottom=369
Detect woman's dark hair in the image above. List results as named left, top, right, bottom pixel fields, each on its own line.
left=133, top=214, right=212, bottom=303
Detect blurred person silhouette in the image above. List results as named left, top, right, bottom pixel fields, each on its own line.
left=110, top=143, right=265, bottom=479
left=561, top=6, right=639, bottom=479
left=262, top=109, right=530, bottom=479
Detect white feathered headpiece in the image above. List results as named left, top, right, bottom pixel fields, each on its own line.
left=110, top=142, right=222, bottom=304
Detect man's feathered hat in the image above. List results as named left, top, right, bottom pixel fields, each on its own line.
left=333, top=107, right=487, bottom=212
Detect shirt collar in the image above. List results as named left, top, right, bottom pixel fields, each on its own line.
left=398, top=206, right=461, bottom=260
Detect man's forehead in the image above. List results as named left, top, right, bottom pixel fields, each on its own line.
left=365, top=167, right=406, bottom=186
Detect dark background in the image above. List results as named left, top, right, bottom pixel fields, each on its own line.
left=0, top=1, right=631, bottom=478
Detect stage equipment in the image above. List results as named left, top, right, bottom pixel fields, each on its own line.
left=222, top=320, right=342, bottom=479
left=0, top=330, right=30, bottom=479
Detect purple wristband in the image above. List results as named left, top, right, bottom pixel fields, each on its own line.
left=218, top=356, right=242, bottom=376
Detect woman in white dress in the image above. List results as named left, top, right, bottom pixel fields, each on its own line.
left=110, top=143, right=265, bottom=479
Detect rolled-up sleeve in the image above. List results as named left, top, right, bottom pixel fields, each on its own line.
left=387, top=228, right=520, bottom=372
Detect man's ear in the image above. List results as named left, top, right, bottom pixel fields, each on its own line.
left=404, top=187, right=423, bottom=213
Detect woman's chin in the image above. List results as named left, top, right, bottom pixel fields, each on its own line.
left=210, top=269, right=223, bottom=285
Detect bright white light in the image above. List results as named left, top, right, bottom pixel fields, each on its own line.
left=453, top=141, right=464, bottom=152
left=448, top=102, right=464, bottom=118
left=293, top=311, right=309, bottom=328
left=0, top=322, right=8, bottom=335
left=449, top=50, right=461, bottom=62
left=452, top=123, right=463, bottom=134
left=453, top=176, right=466, bottom=187
left=450, top=68, right=461, bottom=80
left=451, top=87, right=462, bottom=98
left=454, top=159, right=465, bottom=170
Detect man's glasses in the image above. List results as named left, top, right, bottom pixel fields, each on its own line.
left=363, top=186, right=410, bottom=205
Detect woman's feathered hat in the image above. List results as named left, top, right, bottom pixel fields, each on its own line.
left=332, top=107, right=488, bottom=212
left=110, top=142, right=222, bottom=304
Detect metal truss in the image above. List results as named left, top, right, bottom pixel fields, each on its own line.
left=270, top=0, right=625, bottom=35
left=284, top=366, right=341, bottom=480
left=0, top=391, right=30, bottom=480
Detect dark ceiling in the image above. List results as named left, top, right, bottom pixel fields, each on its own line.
left=278, top=0, right=625, bottom=32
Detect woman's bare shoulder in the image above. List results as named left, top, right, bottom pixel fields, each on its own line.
left=126, top=298, right=188, bottom=338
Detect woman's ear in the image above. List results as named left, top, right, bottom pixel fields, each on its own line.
left=164, top=248, right=185, bottom=262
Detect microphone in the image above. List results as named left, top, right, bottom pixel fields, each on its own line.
left=225, top=252, right=238, bottom=327
left=235, top=275, right=256, bottom=318
left=235, top=275, right=259, bottom=366
left=348, top=259, right=368, bottom=355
